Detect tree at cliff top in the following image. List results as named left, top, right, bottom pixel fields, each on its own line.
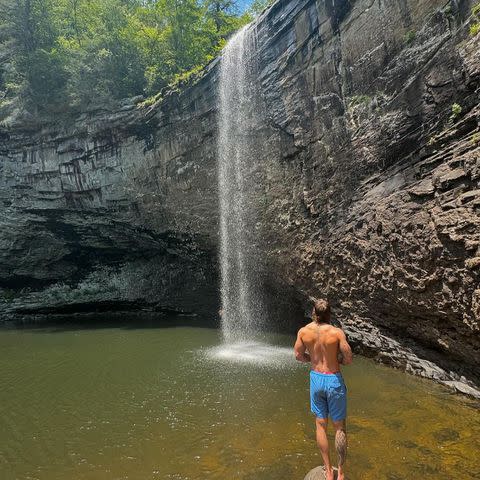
left=248, top=0, right=273, bottom=16
left=0, top=0, right=250, bottom=122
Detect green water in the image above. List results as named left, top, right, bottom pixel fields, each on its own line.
left=0, top=319, right=479, bottom=480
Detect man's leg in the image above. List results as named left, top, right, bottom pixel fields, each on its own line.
left=332, top=419, right=347, bottom=480
left=315, top=417, right=334, bottom=480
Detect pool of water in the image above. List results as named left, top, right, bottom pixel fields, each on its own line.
left=0, top=319, right=479, bottom=480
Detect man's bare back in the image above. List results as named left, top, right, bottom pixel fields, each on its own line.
left=294, top=322, right=352, bottom=372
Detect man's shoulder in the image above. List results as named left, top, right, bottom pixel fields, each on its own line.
left=331, top=325, right=347, bottom=338
left=298, top=323, right=314, bottom=335
left=297, top=325, right=306, bottom=334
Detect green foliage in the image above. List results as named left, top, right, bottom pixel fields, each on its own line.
left=0, top=0, right=251, bottom=118
left=170, top=64, right=205, bottom=89
left=470, top=22, right=480, bottom=36
left=248, top=0, right=274, bottom=16
left=450, top=102, right=462, bottom=121
left=404, top=30, right=416, bottom=44
left=470, top=3, right=480, bottom=37
left=451, top=103, right=462, bottom=116
left=471, top=132, right=480, bottom=145
left=139, top=92, right=163, bottom=108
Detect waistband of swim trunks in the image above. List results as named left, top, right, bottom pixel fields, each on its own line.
left=310, top=370, right=342, bottom=377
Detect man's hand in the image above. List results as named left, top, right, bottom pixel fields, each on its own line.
left=338, top=353, right=348, bottom=365
left=295, top=351, right=312, bottom=363
left=297, top=351, right=311, bottom=363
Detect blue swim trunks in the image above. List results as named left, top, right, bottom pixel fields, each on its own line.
left=310, top=371, right=347, bottom=421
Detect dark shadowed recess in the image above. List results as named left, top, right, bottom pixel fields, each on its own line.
left=0, top=208, right=204, bottom=290
left=1, top=311, right=219, bottom=333
left=4, top=280, right=306, bottom=331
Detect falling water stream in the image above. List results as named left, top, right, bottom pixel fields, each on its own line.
left=215, top=25, right=289, bottom=363
left=218, top=25, right=264, bottom=344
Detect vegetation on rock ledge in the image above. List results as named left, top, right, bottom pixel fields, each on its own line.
left=0, top=0, right=271, bottom=124
left=470, top=3, right=480, bottom=36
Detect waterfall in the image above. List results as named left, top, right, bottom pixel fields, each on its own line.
left=217, top=26, right=265, bottom=343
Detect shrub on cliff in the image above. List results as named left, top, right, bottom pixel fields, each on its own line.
left=470, top=3, right=480, bottom=36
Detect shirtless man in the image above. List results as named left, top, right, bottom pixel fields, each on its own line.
left=294, top=299, right=353, bottom=480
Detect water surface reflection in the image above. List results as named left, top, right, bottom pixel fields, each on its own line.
left=0, top=322, right=478, bottom=479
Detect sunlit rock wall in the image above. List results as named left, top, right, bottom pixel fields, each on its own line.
left=249, top=0, right=480, bottom=390
left=1, top=0, right=479, bottom=391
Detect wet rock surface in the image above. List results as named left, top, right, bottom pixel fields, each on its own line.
left=304, top=466, right=340, bottom=480
left=1, top=0, right=479, bottom=394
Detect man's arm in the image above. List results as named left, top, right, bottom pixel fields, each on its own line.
left=338, top=329, right=353, bottom=365
left=294, top=329, right=311, bottom=363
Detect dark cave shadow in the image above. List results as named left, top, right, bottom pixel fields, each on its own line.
left=1, top=311, right=220, bottom=334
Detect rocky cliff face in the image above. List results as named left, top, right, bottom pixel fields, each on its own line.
left=0, top=70, right=222, bottom=317
left=1, top=0, right=479, bottom=394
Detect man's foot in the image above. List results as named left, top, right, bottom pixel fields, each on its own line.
left=323, top=466, right=335, bottom=480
